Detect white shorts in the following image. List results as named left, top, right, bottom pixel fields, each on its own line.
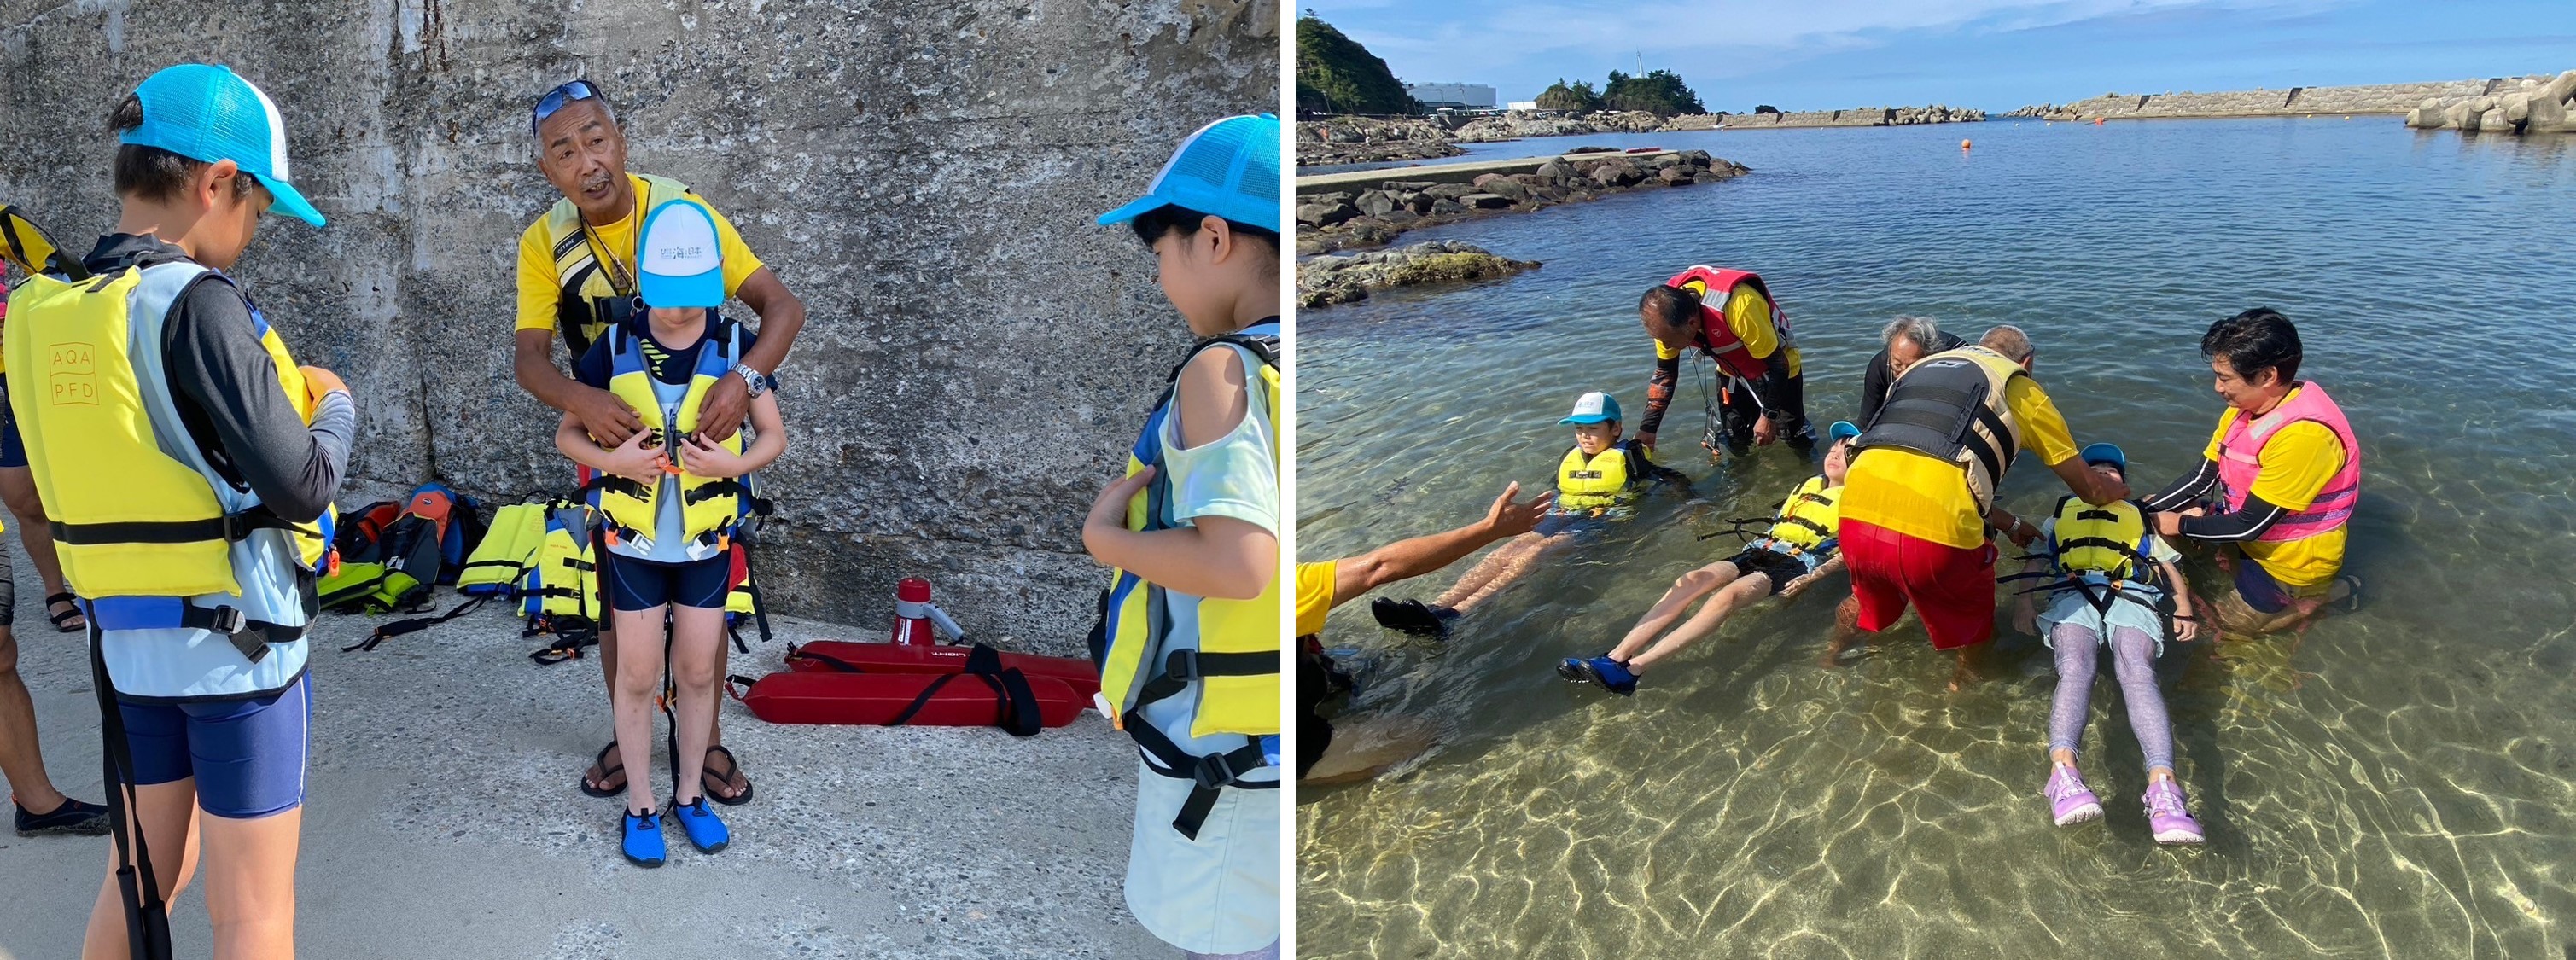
left=1124, top=760, right=1281, bottom=954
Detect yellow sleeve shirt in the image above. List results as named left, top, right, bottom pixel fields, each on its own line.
left=1652, top=285, right=1800, bottom=377
left=1295, top=561, right=1337, bottom=637
left=2202, top=399, right=2349, bottom=588
left=1839, top=374, right=2078, bottom=550
left=513, top=174, right=768, bottom=335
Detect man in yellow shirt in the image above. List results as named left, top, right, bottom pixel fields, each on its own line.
left=516, top=80, right=807, bottom=802
left=2141, top=309, right=2361, bottom=635
left=1837, top=326, right=2128, bottom=664
left=1635, top=267, right=1813, bottom=459
left=1295, top=484, right=1550, bottom=786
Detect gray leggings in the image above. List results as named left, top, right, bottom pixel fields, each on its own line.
left=2049, top=622, right=2175, bottom=771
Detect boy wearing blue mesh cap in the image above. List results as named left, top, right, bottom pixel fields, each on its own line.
left=3, top=63, right=353, bottom=959
left=1081, top=114, right=1282, bottom=960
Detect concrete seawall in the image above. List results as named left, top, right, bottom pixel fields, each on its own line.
left=0, top=0, right=1278, bottom=655
left=2016, top=75, right=2556, bottom=119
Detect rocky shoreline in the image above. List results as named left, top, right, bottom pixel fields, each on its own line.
left=1297, top=241, right=1540, bottom=306
left=1295, top=148, right=1748, bottom=256
left=1295, top=105, right=1981, bottom=166
left=2010, top=71, right=2573, bottom=124
left=2404, top=70, right=2576, bottom=134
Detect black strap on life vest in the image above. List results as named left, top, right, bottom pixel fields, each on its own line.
left=347, top=595, right=493, bottom=653
left=1122, top=646, right=1281, bottom=839
left=1857, top=359, right=2023, bottom=502
left=90, top=626, right=177, bottom=960
left=792, top=643, right=1046, bottom=737
left=50, top=507, right=307, bottom=547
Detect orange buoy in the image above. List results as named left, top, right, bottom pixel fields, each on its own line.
left=2093, top=117, right=2104, bottom=125
left=1960, top=138, right=1972, bottom=149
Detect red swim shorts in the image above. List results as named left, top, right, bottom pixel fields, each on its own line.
left=1841, top=518, right=1999, bottom=651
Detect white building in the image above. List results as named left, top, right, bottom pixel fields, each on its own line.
left=1507, top=101, right=1539, bottom=111
left=1406, top=82, right=1496, bottom=109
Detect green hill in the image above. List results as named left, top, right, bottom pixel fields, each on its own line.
left=1296, top=13, right=1419, bottom=115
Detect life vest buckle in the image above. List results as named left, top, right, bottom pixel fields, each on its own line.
left=205, top=606, right=248, bottom=635
left=1163, top=649, right=1204, bottom=683
left=1190, top=750, right=1254, bottom=790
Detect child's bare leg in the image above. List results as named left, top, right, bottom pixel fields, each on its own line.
left=1430, top=533, right=1540, bottom=608
left=667, top=605, right=726, bottom=806
left=1628, top=573, right=1771, bottom=672
left=1606, top=562, right=1740, bottom=661
left=1443, top=533, right=1570, bottom=615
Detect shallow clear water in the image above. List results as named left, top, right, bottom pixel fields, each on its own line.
left=1296, top=118, right=2576, bottom=957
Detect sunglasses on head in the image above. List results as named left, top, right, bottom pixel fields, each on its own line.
left=530, top=79, right=607, bottom=135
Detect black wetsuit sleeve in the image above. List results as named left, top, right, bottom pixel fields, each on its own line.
left=2178, top=492, right=2287, bottom=542
left=1639, top=352, right=1681, bottom=437
left=2139, top=459, right=2221, bottom=512
left=1859, top=348, right=1892, bottom=427
left=162, top=278, right=350, bottom=522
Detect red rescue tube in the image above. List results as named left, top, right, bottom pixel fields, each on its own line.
left=785, top=640, right=1103, bottom=701
left=736, top=671, right=1087, bottom=728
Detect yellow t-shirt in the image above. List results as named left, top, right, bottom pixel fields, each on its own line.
left=1841, top=374, right=2078, bottom=550
left=1652, top=283, right=1803, bottom=378
left=2204, top=394, right=2348, bottom=589
left=514, top=173, right=766, bottom=336
left=1295, top=561, right=1336, bottom=637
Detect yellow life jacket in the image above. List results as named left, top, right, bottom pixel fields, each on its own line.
left=520, top=501, right=599, bottom=622
left=585, top=314, right=757, bottom=562
left=1093, top=323, right=1280, bottom=839
left=539, top=172, right=690, bottom=358
left=1555, top=441, right=1647, bottom=511
left=1765, top=475, right=1842, bottom=551
left=3, top=259, right=329, bottom=696
left=1855, top=345, right=2028, bottom=515
left=458, top=501, right=547, bottom=595
left=2049, top=497, right=2152, bottom=582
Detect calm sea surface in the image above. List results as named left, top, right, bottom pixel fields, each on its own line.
left=1296, top=117, right=2576, bottom=958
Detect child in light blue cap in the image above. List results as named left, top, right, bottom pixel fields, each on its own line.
left=1081, top=114, right=1283, bottom=960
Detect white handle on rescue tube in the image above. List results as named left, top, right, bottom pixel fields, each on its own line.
left=923, top=603, right=965, bottom=643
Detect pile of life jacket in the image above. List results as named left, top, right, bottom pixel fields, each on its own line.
left=335, top=486, right=770, bottom=660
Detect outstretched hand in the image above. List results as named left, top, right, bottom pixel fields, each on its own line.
left=1482, top=481, right=1555, bottom=538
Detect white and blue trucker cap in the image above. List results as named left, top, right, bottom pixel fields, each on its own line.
left=638, top=199, right=725, bottom=309
left=119, top=64, right=325, bottom=228
left=1097, top=113, right=1280, bottom=233
left=1560, top=392, right=1623, bottom=425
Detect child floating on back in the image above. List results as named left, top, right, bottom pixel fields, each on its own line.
left=1559, top=422, right=1859, bottom=695
left=1373, top=391, right=1690, bottom=638
left=2008, top=443, right=2205, bottom=845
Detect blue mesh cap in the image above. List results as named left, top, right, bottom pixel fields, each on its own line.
left=119, top=64, right=325, bottom=228
left=2080, top=442, right=2126, bottom=471
left=1097, top=113, right=1279, bottom=233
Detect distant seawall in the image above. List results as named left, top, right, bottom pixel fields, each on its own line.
left=2012, top=76, right=2558, bottom=120
left=1673, top=105, right=1985, bottom=130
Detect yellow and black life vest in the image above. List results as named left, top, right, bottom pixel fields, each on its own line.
left=1092, top=321, right=1281, bottom=839
left=1765, top=475, right=1842, bottom=551
left=1856, top=345, right=2028, bottom=515
left=1556, top=441, right=1649, bottom=511
left=2049, top=496, right=2152, bottom=581
left=3, top=258, right=330, bottom=696
left=539, top=172, right=688, bottom=358
left=458, top=501, right=547, bottom=596
left=585, top=315, right=761, bottom=562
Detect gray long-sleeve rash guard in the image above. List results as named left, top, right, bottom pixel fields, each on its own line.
left=82, top=235, right=353, bottom=521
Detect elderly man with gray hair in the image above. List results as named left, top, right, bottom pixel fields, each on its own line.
left=1858, top=315, right=1967, bottom=428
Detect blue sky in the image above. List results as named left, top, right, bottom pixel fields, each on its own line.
left=1302, top=1, right=2576, bottom=111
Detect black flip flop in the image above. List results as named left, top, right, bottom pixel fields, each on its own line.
left=44, top=593, right=84, bottom=634
left=579, top=741, right=627, bottom=799
left=701, top=745, right=754, bottom=806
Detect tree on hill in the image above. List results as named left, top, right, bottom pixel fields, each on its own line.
left=1602, top=69, right=1706, bottom=117
left=1534, top=79, right=1602, bottom=113
left=1295, top=12, right=1419, bottom=115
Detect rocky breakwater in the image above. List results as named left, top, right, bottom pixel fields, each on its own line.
left=1296, top=149, right=1748, bottom=254
left=2406, top=70, right=2576, bottom=134
left=1711, top=105, right=1985, bottom=129
left=1297, top=241, right=1540, bottom=307
left=1297, top=116, right=1466, bottom=166
left=2015, top=73, right=2568, bottom=121
left=1449, top=109, right=1665, bottom=141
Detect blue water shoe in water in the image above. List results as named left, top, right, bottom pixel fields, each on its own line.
left=621, top=807, right=666, bottom=867
left=1558, top=655, right=1637, bottom=696
left=671, top=798, right=730, bottom=853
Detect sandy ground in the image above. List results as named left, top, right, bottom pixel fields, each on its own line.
left=0, top=541, right=1173, bottom=959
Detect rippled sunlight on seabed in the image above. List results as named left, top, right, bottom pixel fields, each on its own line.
left=1295, top=118, right=2576, bottom=957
